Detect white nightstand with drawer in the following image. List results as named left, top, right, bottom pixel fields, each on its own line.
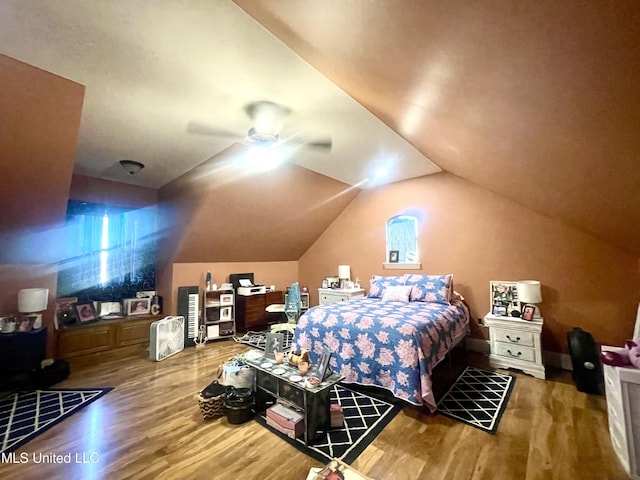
left=484, top=313, right=545, bottom=379
left=318, top=288, right=365, bottom=305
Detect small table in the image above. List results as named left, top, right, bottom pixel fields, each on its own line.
left=246, top=355, right=344, bottom=445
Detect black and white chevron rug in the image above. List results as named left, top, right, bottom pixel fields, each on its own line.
left=0, top=388, right=112, bottom=454
left=437, top=366, right=515, bottom=434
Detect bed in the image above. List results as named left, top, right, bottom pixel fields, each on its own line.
left=291, top=274, right=470, bottom=412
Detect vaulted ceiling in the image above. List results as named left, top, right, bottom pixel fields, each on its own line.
left=234, top=1, right=640, bottom=257
left=1, top=1, right=639, bottom=257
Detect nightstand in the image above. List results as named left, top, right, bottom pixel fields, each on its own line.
left=318, top=288, right=365, bottom=305
left=484, top=313, right=545, bottom=379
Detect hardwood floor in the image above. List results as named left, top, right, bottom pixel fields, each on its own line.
left=0, top=340, right=629, bottom=480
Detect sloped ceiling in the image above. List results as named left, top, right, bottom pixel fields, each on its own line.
left=235, top=0, right=640, bottom=257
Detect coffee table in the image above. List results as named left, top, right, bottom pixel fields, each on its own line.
left=246, top=355, right=343, bottom=445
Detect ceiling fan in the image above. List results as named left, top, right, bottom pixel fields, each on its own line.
left=187, top=100, right=332, bottom=153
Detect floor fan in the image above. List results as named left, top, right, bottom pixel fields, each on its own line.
left=150, top=316, right=185, bottom=361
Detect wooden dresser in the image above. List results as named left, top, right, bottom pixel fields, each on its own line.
left=58, top=315, right=160, bottom=362
left=602, top=345, right=640, bottom=478
left=235, top=291, right=284, bottom=332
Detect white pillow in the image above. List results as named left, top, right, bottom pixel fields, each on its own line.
left=381, top=285, right=412, bottom=303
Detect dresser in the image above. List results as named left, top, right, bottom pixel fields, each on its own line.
left=235, top=291, right=284, bottom=332
left=318, top=288, right=365, bottom=305
left=602, top=345, right=640, bottom=479
left=483, top=313, right=545, bottom=379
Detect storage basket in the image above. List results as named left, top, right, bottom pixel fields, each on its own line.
left=196, top=380, right=226, bottom=420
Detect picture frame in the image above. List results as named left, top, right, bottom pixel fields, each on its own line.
left=522, top=305, right=535, bottom=321
left=127, top=297, right=151, bottom=316
left=316, top=347, right=332, bottom=380
left=220, top=306, right=232, bottom=321
left=325, top=276, right=339, bottom=289
left=55, top=296, right=79, bottom=329
left=74, top=302, right=97, bottom=324
left=220, top=293, right=233, bottom=305
left=492, top=304, right=507, bottom=316
left=490, top=281, right=520, bottom=316
left=97, top=301, right=123, bottom=319
left=388, top=250, right=399, bottom=263
left=264, top=332, right=284, bottom=358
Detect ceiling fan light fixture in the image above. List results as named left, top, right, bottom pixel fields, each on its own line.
left=119, top=160, right=145, bottom=175
left=244, top=145, right=285, bottom=172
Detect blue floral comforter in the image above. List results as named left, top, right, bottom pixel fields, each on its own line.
left=291, top=297, right=469, bottom=411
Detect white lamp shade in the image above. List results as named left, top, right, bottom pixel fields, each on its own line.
left=18, top=288, right=49, bottom=312
left=517, top=281, right=542, bottom=304
left=338, top=265, right=351, bottom=280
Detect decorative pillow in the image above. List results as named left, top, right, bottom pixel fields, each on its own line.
left=367, top=275, right=406, bottom=298
left=381, top=285, right=413, bottom=303
left=404, top=274, right=453, bottom=304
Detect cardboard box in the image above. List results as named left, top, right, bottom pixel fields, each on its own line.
left=266, top=403, right=305, bottom=439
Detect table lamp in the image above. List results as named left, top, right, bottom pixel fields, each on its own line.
left=517, top=281, right=542, bottom=319
left=18, top=288, right=49, bottom=329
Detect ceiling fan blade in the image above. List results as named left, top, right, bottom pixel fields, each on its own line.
left=186, top=121, right=244, bottom=139
left=305, top=138, right=332, bottom=153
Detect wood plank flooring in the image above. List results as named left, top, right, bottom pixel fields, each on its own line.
left=0, top=340, right=629, bottom=480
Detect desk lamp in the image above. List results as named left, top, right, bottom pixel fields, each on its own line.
left=18, top=288, right=49, bottom=329
left=517, top=281, right=542, bottom=319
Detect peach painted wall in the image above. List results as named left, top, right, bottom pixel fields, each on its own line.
left=299, top=172, right=640, bottom=353
left=69, top=174, right=158, bottom=207
left=0, top=55, right=84, bottom=357
left=166, top=262, right=298, bottom=314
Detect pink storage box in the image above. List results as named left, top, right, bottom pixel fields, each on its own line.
left=266, top=403, right=305, bottom=439
left=330, top=403, right=344, bottom=428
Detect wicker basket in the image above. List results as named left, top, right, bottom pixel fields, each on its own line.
left=196, top=391, right=225, bottom=419
left=196, top=380, right=227, bottom=420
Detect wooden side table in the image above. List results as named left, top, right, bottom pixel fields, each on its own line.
left=484, top=313, right=545, bottom=379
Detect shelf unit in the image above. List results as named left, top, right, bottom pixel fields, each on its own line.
left=203, top=288, right=235, bottom=341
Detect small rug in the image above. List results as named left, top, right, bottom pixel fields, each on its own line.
left=0, top=388, right=113, bottom=453
left=437, top=366, right=515, bottom=434
left=234, top=330, right=294, bottom=352
left=255, top=384, right=401, bottom=464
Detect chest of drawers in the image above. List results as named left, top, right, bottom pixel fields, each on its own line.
left=602, top=345, right=640, bottom=479
left=484, top=313, right=545, bottom=379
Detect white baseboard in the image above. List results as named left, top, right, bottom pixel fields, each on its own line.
left=463, top=336, right=573, bottom=371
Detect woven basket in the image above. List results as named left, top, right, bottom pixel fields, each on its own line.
left=196, top=391, right=225, bottom=420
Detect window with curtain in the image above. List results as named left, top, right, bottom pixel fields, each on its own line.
left=57, top=200, right=157, bottom=302
left=386, top=215, right=419, bottom=263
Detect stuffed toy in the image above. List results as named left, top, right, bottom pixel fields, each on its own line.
left=288, top=349, right=309, bottom=366
left=600, top=339, right=640, bottom=368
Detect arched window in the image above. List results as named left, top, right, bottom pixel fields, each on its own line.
left=385, top=215, right=419, bottom=266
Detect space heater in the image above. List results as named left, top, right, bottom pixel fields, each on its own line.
left=150, top=316, right=185, bottom=361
